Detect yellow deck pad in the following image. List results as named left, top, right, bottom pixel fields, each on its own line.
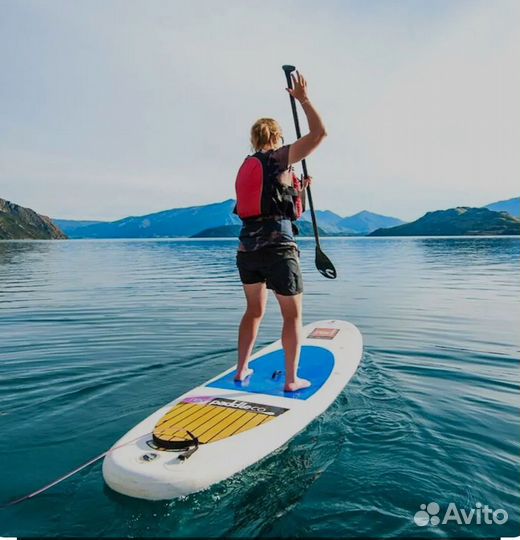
left=153, top=397, right=288, bottom=445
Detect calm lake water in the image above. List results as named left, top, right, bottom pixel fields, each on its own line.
left=0, top=237, right=518, bottom=538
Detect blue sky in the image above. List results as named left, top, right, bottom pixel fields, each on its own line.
left=1, top=0, right=518, bottom=221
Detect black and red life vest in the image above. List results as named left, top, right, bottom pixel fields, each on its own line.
left=234, top=151, right=304, bottom=221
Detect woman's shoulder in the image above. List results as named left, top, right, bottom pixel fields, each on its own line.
left=267, top=145, right=291, bottom=171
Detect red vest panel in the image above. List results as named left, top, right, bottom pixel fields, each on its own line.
left=235, top=157, right=264, bottom=219
left=235, top=152, right=303, bottom=221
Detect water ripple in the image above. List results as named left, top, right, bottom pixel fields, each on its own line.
left=0, top=237, right=518, bottom=538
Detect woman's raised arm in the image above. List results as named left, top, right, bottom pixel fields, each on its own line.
left=286, top=72, right=327, bottom=165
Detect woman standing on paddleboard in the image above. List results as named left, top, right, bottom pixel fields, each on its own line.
left=234, top=72, right=327, bottom=392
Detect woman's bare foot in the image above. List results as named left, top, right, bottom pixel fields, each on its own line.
left=284, top=377, right=311, bottom=392
left=234, top=367, right=254, bottom=382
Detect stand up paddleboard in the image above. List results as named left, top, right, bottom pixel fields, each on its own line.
left=102, top=320, right=362, bottom=500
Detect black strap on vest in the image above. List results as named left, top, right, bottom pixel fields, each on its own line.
left=241, top=214, right=285, bottom=223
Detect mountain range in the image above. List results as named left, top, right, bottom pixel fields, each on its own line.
left=297, top=209, right=405, bottom=234
left=192, top=220, right=330, bottom=239
left=50, top=219, right=104, bottom=233
left=55, top=199, right=241, bottom=238
left=53, top=201, right=404, bottom=238
left=1, top=196, right=518, bottom=240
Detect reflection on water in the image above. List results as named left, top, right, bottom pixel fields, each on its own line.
left=0, top=237, right=518, bottom=538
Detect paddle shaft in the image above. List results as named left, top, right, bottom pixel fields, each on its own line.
left=283, top=69, right=321, bottom=249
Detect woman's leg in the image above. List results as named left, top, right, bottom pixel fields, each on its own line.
left=275, top=292, right=310, bottom=392
left=235, top=282, right=268, bottom=381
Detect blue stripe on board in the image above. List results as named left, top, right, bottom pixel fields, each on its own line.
left=206, top=345, right=335, bottom=400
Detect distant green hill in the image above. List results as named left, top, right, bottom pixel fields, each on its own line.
left=370, top=207, right=520, bottom=237
left=191, top=224, right=242, bottom=238
left=191, top=221, right=332, bottom=238
left=0, top=198, right=67, bottom=240
left=294, top=220, right=339, bottom=237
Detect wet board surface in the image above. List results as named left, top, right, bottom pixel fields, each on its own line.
left=153, top=397, right=288, bottom=445
left=206, top=346, right=335, bottom=400
left=103, top=320, right=363, bottom=501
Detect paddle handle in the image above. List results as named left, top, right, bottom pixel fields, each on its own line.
left=282, top=65, right=321, bottom=248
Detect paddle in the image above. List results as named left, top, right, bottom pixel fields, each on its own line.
left=282, top=65, right=337, bottom=279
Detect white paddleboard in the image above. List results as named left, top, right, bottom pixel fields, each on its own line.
left=102, top=319, right=362, bottom=500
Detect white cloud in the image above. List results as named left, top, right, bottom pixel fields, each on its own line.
left=0, top=0, right=518, bottom=220
left=349, top=0, right=520, bottom=218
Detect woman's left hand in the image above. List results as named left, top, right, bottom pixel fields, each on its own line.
left=302, top=176, right=312, bottom=190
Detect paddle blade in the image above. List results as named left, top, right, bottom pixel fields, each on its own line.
left=315, top=246, right=337, bottom=279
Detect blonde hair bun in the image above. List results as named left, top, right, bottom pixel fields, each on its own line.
left=250, top=118, right=283, bottom=152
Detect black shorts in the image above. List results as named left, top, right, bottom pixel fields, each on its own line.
left=236, top=246, right=303, bottom=296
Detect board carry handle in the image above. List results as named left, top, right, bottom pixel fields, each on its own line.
left=152, top=425, right=200, bottom=455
